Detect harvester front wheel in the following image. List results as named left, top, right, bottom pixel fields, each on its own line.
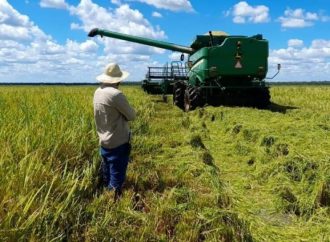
left=162, top=94, right=168, bottom=103
left=184, top=86, right=204, bottom=111
left=184, top=89, right=191, bottom=112
left=173, top=81, right=185, bottom=110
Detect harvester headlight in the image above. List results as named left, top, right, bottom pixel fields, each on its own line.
left=209, top=66, right=218, bottom=77
left=258, top=66, right=265, bottom=75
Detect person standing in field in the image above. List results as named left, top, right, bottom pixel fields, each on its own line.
left=93, top=63, right=136, bottom=201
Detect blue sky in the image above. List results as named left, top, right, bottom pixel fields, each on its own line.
left=1, top=0, right=330, bottom=82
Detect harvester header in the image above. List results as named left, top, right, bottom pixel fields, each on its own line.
left=88, top=28, right=194, bottom=54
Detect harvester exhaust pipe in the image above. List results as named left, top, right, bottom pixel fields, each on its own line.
left=266, top=63, right=281, bottom=79
left=209, top=31, right=214, bottom=46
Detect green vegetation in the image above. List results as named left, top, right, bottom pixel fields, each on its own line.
left=0, top=86, right=329, bottom=241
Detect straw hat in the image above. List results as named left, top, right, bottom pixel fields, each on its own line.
left=96, top=63, right=129, bottom=84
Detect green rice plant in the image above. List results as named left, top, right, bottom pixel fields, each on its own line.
left=0, top=85, right=329, bottom=241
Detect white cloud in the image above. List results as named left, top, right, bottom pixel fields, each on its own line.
left=0, top=0, right=100, bottom=82
left=278, top=8, right=323, bottom=28
left=3, top=0, right=329, bottom=83
left=135, top=0, right=194, bottom=12
left=66, top=39, right=98, bottom=53
left=0, top=0, right=30, bottom=27
left=70, top=22, right=83, bottom=30
left=0, top=24, right=30, bottom=40
left=40, top=0, right=68, bottom=9
left=168, top=52, right=188, bottom=61
left=230, top=1, right=270, bottom=24
left=0, top=1, right=48, bottom=41
left=269, top=39, right=330, bottom=81
left=68, top=0, right=168, bottom=80
left=111, top=0, right=122, bottom=5
left=0, top=0, right=169, bottom=82
left=288, top=39, right=304, bottom=48
left=152, top=11, right=162, bottom=18
left=69, top=1, right=165, bottom=38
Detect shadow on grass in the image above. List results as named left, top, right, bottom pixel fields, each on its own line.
left=150, top=95, right=169, bottom=103
left=266, top=102, right=298, bottom=114
left=206, top=102, right=298, bottom=114
left=193, top=101, right=298, bottom=114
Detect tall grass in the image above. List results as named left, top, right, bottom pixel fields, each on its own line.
left=0, top=85, right=329, bottom=241
left=201, top=86, right=330, bottom=241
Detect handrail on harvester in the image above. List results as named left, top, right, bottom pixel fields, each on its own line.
left=88, top=28, right=194, bottom=54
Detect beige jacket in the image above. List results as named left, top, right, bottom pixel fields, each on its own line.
left=93, top=86, right=136, bottom=149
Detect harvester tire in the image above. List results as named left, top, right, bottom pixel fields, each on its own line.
left=184, top=88, right=192, bottom=112
left=173, top=81, right=185, bottom=110
left=184, top=86, right=204, bottom=111
left=254, top=87, right=271, bottom=108
left=162, top=94, right=168, bottom=103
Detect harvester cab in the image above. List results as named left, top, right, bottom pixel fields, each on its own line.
left=88, top=28, right=272, bottom=111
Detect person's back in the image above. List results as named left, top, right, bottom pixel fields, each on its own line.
left=93, top=63, right=136, bottom=200
left=94, top=86, right=135, bottom=149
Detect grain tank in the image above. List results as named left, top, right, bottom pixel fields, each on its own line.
left=88, top=28, right=271, bottom=110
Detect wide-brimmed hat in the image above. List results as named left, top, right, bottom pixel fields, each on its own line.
left=96, top=63, right=129, bottom=84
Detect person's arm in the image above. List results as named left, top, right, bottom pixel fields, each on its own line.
left=114, top=92, right=136, bottom=121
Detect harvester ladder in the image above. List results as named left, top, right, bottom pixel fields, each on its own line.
left=171, top=61, right=188, bottom=80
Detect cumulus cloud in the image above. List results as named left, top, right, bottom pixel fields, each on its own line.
left=0, top=1, right=48, bottom=41
left=134, top=0, right=194, bottom=12
left=269, top=39, right=330, bottom=81
left=0, top=1, right=30, bottom=27
left=70, top=22, right=83, bottom=30
left=3, top=0, right=329, bottom=83
left=0, top=0, right=169, bottom=82
left=40, top=0, right=68, bottom=9
left=278, top=8, right=325, bottom=28
left=168, top=52, right=188, bottom=61
left=111, top=0, right=122, bottom=6
left=68, top=1, right=165, bottom=38
left=228, top=1, right=270, bottom=24
left=152, top=11, right=162, bottom=18
left=68, top=0, right=168, bottom=79
left=288, top=39, right=304, bottom=48
left=0, top=0, right=100, bottom=82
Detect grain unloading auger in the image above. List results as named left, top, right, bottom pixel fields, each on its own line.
left=88, top=28, right=275, bottom=111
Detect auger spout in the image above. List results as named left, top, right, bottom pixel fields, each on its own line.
left=88, top=28, right=194, bottom=54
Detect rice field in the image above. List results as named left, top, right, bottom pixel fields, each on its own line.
left=0, top=85, right=329, bottom=241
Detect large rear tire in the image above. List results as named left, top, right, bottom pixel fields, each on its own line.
left=208, top=87, right=270, bottom=108
left=255, top=87, right=271, bottom=109
left=245, top=87, right=270, bottom=108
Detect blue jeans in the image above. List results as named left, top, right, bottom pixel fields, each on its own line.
left=100, top=143, right=130, bottom=190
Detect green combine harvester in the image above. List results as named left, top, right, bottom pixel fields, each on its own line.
left=88, top=28, right=279, bottom=110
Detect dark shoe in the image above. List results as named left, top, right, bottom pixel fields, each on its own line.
left=114, top=188, right=123, bottom=202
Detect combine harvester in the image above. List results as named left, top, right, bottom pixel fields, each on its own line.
left=88, top=28, right=280, bottom=111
